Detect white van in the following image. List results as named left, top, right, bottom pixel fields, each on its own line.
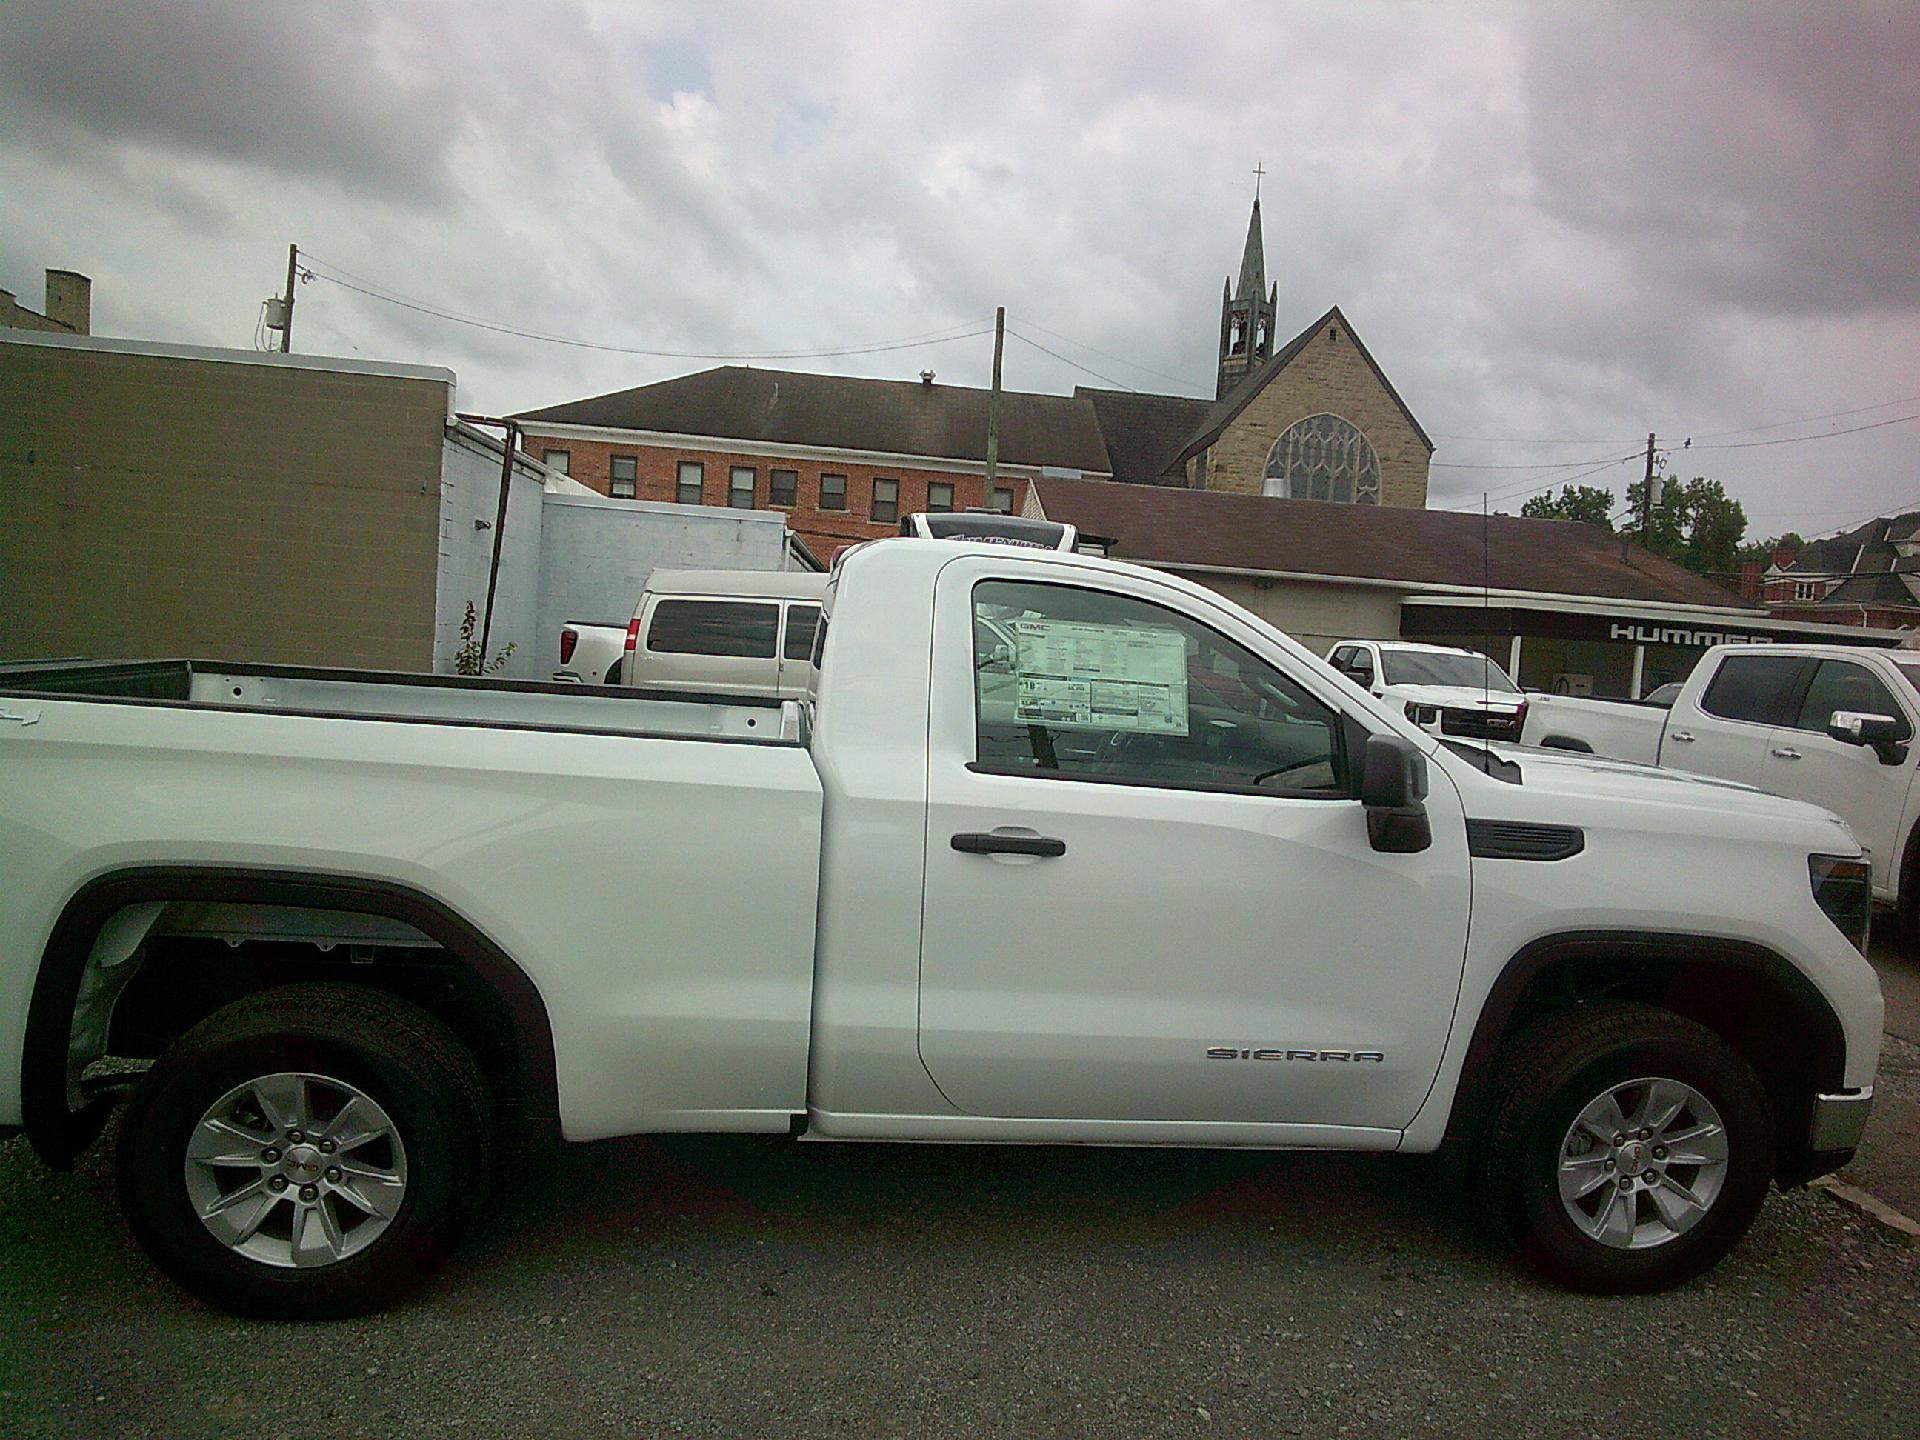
left=620, top=569, right=828, bottom=699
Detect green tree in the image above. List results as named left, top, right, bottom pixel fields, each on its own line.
left=1679, top=478, right=1747, bottom=580
left=1624, top=475, right=1751, bottom=585
left=1520, top=484, right=1616, bottom=530
left=1624, top=476, right=1688, bottom=560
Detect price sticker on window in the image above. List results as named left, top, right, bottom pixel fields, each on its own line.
left=1009, top=619, right=1189, bottom=734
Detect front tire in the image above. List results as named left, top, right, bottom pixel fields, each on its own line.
left=1480, top=1001, right=1774, bottom=1293
left=117, top=983, right=489, bottom=1319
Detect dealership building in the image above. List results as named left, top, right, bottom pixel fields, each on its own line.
left=1029, top=479, right=1906, bottom=696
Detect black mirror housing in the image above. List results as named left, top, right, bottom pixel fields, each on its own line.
left=1827, top=710, right=1910, bottom=764
left=1360, top=734, right=1431, bottom=852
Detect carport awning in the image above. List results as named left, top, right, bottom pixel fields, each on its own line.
left=1400, top=594, right=1907, bottom=647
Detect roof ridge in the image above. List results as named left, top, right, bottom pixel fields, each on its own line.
left=1169, top=305, right=1432, bottom=468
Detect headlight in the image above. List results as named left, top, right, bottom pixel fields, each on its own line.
left=1809, top=853, right=1872, bottom=952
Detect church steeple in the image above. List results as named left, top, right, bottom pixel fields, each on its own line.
left=1217, top=184, right=1279, bottom=399
left=1236, top=198, right=1267, bottom=303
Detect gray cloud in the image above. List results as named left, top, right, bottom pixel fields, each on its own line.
left=2, top=0, right=1914, bottom=537
left=0, top=1, right=466, bottom=201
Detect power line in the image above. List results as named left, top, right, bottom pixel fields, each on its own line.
left=1003, top=326, right=1141, bottom=393
left=1009, top=315, right=1197, bottom=390
left=1430, top=449, right=1642, bottom=471
left=298, top=257, right=995, bottom=362
left=1687, top=411, right=1920, bottom=450
left=1437, top=452, right=1642, bottom=512
left=1428, top=395, right=1920, bottom=448
left=1431, top=430, right=1642, bottom=445
left=1681, top=394, right=1920, bottom=442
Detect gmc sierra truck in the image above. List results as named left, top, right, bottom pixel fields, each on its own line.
left=1524, top=643, right=1920, bottom=928
left=0, top=536, right=1881, bottom=1318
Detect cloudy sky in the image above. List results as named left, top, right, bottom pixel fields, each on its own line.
left=3, top=1, right=1915, bottom=538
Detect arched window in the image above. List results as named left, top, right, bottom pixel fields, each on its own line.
left=1261, top=414, right=1379, bottom=504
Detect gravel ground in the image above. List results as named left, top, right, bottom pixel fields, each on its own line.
left=3, top=1116, right=1917, bottom=1439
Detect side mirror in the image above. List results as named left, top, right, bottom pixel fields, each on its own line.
left=1360, top=733, right=1431, bottom=853
left=1827, top=710, right=1910, bottom=764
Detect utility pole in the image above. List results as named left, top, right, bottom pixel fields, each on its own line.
left=1639, top=431, right=1657, bottom=547
left=984, top=306, right=1004, bottom=500
left=280, top=243, right=298, bottom=353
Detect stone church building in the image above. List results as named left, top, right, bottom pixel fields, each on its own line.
left=512, top=197, right=1432, bottom=559
left=1081, top=195, right=1433, bottom=507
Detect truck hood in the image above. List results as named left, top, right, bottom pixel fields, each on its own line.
left=1383, top=683, right=1525, bottom=714
left=1465, top=741, right=1858, bottom=835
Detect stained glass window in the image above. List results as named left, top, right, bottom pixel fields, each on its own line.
left=1261, top=414, right=1380, bottom=504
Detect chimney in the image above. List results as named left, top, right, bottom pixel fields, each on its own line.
left=44, top=269, right=91, bottom=335
left=919, top=369, right=935, bottom=387
left=1772, top=540, right=1799, bottom=568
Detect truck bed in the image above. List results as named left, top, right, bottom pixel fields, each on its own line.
left=0, top=657, right=823, bottom=1140
left=0, top=659, right=801, bottom=743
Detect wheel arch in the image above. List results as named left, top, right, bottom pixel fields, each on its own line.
left=1443, top=930, right=1849, bottom=1184
left=22, top=866, right=560, bottom=1168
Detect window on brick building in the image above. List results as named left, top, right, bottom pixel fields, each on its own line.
left=820, top=474, right=847, bottom=511
left=542, top=449, right=570, bottom=475
left=730, top=467, right=756, bottom=508
left=1794, top=580, right=1821, bottom=602
left=769, top=469, right=798, bottom=507
left=676, top=461, right=704, bottom=505
left=988, top=485, right=1014, bottom=513
left=926, top=481, right=954, bottom=513
left=871, top=478, right=899, bottom=523
left=610, top=455, right=637, bottom=499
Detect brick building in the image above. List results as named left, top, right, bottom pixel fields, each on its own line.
left=513, top=366, right=1112, bottom=561
left=514, top=197, right=1432, bottom=549
left=1756, top=514, right=1920, bottom=629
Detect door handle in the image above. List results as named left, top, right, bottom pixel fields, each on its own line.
left=1668, top=730, right=1695, bottom=743
left=951, top=832, right=1067, bottom=858
left=1771, top=746, right=1802, bottom=761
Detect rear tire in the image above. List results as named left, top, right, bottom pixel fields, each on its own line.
left=117, top=983, right=489, bottom=1319
left=1479, top=1001, right=1774, bottom=1293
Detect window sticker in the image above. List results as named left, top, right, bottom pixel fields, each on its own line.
left=1009, top=618, right=1189, bottom=734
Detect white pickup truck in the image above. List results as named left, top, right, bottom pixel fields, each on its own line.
left=1326, top=640, right=1528, bottom=742
left=1524, top=644, right=1920, bottom=925
left=0, top=538, right=1881, bottom=1318
left=553, top=620, right=627, bottom=686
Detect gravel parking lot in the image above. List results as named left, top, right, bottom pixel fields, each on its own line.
left=5, top=943, right=1919, bottom=1439
left=3, top=1121, right=1914, bottom=1438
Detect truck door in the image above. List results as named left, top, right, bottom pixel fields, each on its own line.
left=1761, top=657, right=1918, bottom=898
left=914, top=558, right=1471, bottom=1132
left=1668, top=652, right=1808, bottom=785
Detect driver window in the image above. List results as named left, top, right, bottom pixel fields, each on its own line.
left=1793, top=661, right=1911, bottom=739
left=970, top=579, right=1348, bottom=796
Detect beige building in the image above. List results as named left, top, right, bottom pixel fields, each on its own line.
left=1, top=330, right=452, bottom=669
left=0, top=329, right=814, bottom=679
left=0, top=268, right=91, bottom=335
left=1028, top=477, right=1904, bottom=699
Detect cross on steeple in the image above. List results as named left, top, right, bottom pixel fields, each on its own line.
left=1252, top=161, right=1266, bottom=201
